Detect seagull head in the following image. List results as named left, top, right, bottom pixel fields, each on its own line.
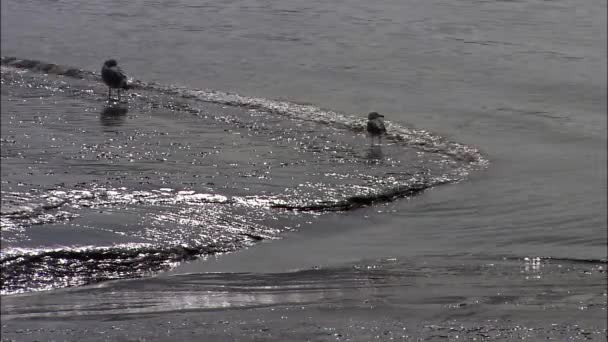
left=104, top=59, right=118, bottom=67
left=368, top=112, right=384, bottom=120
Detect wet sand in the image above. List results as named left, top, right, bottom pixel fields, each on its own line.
left=1, top=306, right=605, bottom=341
left=2, top=256, right=606, bottom=341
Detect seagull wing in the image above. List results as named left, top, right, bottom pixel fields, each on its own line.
left=113, top=66, right=130, bottom=88
left=114, top=66, right=127, bottom=80
left=367, top=120, right=375, bottom=133
left=377, top=119, right=387, bottom=133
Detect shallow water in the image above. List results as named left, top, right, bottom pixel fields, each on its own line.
left=0, top=0, right=606, bottom=314
left=1, top=60, right=482, bottom=293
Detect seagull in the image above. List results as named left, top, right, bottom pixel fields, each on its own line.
left=101, top=59, right=130, bottom=103
left=367, top=112, right=387, bottom=145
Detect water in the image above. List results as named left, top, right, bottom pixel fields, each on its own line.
left=1, top=56, right=485, bottom=293
left=0, top=0, right=606, bottom=325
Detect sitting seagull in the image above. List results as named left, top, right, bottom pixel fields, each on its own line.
left=367, top=112, right=387, bottom=145
left=101, top=59, right=130, bottom=103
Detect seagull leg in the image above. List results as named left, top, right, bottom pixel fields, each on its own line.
left=108, top=88, right=111, bottom=103
left=118, top=89, right=121, bottom=102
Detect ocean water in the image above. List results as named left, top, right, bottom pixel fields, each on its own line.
left=0, top=0, right=606, bottom=312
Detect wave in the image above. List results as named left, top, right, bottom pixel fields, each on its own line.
left=0, top=244, right=234, bottom=295
left=1, top=56, right=489, bottom=294
left=273, top=180, right=442, bottom=211
left=0, top=187, right=284, bottom=294
left=532, top=256, right=608, bottom=265
left=0, top=182, right=435, bottom=232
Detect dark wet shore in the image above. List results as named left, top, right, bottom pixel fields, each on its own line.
left=1, top=306, right=605, bottom=341
left=2, top=256, right=606, bottom=341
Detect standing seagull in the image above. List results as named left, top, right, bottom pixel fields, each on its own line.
left=101, top=59, right=129, bottom=103
left=367, top=112, right=387, bottom=145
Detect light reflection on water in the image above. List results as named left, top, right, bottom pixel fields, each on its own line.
left=1, top=63, right=483, bottom=294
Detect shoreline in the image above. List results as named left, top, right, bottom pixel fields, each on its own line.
left=2, top=255, right=606, bottom=341
left=2, top=303, right=606, bottom=341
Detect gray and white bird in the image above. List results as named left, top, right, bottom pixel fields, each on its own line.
left=367, top=112, right=387, bottom=145
left=101, top=59, right=130, bottom=103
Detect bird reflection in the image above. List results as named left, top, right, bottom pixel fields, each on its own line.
left=365, top=145, right=384, bottom=162
left=100, top=105, right=128, bottom=127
